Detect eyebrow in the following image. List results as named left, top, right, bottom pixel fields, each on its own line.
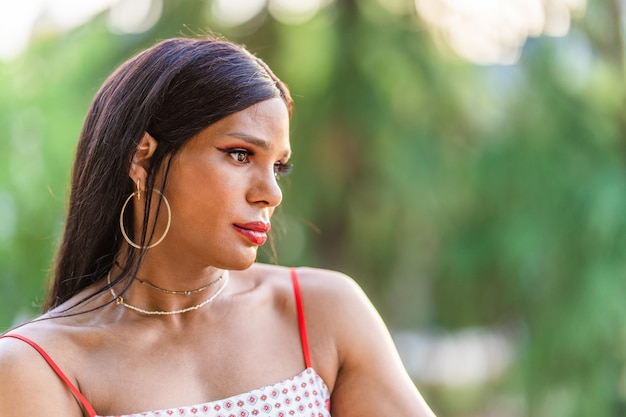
left=226, top=132, right=291, bottom=158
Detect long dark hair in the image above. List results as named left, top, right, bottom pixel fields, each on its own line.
left=45, top=36, right=293, bottom=311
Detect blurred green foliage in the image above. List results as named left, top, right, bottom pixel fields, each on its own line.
left=1, top=0, right=625, bottom=416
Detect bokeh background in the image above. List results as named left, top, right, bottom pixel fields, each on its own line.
left=1, top=0, right=625, bottom=416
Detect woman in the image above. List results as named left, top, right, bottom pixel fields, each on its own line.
left=0, top=36, right=436, bottom=417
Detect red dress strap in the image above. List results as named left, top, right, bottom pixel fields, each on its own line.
left=0, top=334, right=97, bottom=417
left=290, top=268, right=312, bottom=369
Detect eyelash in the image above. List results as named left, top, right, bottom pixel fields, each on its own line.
left=274, top=162, right=293, bottom=178
left=220, top=148, right=293, bottom=178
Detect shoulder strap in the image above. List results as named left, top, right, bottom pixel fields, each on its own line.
left=0, top=334, right=97, bottom=417
left=290, top=268, right=312, bottom=369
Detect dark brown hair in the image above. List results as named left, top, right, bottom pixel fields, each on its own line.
left=45, top=36, right=292, bottom=311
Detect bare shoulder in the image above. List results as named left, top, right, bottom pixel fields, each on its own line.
left=248, top=263, right=368, bottom=316
left=284, top=266, right=437, bottom=417
left=277, top=265, right=358, bottom=297
left=0, top=321, right=85, bottom=416
left=0, top=329, right=52, bottom=385
left=0, top=318, right=77, bottom=374
left=295, top=266, right=359, bottom=291
left=293, top=266, right=374, bottom=322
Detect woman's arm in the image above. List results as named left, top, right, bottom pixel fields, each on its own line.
left=300, top=268, right=437, bottom=417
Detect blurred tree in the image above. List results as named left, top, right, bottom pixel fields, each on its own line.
left=1, top=0, right=625, bottom=416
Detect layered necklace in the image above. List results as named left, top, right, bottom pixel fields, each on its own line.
left=107, top=271, right=229, bottom=315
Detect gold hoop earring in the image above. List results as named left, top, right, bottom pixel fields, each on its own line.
left=119, top=188, right=171, bottom=249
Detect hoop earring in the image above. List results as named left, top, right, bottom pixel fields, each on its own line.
left=119, top=188, right=172, bottom=249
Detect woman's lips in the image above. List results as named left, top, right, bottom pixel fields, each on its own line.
left=233, top=222, right=270, bottom=245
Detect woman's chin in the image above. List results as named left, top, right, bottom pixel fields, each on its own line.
left=225, top=249, right=259, bottom=271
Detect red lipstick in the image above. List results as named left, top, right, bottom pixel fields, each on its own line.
left=233, top=222, right=270, bottom=245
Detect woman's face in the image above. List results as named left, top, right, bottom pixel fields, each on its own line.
left=157, top=98, right=291, bottom=270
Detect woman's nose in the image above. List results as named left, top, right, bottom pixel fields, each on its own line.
left=247, top=166, right=283, bottom=207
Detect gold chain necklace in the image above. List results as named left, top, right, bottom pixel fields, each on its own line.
left=135, top=275, right=223, bottom=296
left=107, top=271, right=228, bottom=315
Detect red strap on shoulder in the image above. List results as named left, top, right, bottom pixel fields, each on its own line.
left=290, top=268, right=312, bottom=369
left=0, top=334, right=97, bottom=417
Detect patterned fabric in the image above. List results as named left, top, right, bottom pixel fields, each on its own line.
left=99, top=368, right=331, bottom=417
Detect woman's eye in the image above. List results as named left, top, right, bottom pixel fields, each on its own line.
left=229, top=150, right=249, bottom=163
left=274, top=162, right=293, bottom=178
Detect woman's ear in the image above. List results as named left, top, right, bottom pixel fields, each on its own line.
left=129, top=132, right=158, bottom=187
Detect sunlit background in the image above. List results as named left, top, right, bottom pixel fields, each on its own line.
left=1, top=1, right=625, bottom=416
left=0, top=0, right=589, bottom=63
